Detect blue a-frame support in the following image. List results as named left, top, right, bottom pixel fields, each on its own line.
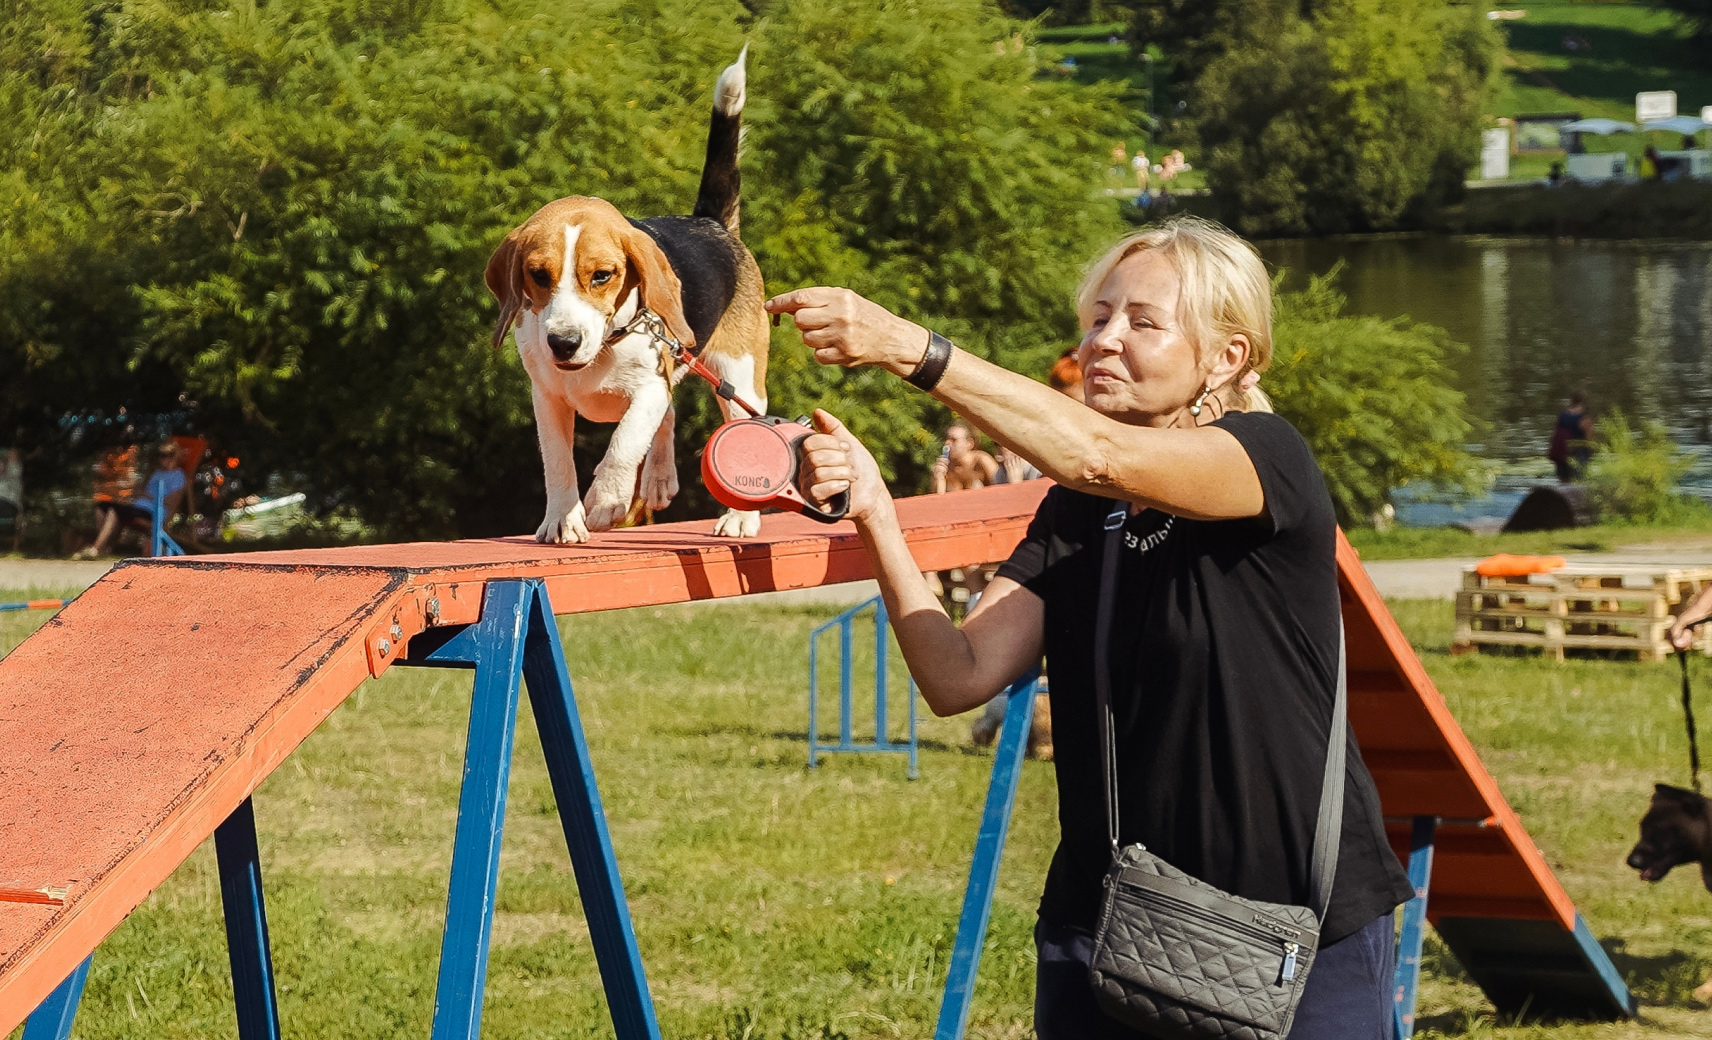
left=1393, top=815, right=1436, bottom=1039
left=933, top=671, right=1039, bottom=1040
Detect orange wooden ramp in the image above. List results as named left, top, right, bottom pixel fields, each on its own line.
left=0, top=484, right=1631, bottom=1030
left=1340, top=534, right=1632, bottom=1024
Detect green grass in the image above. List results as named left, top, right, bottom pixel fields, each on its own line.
left=1347, top=518, right=1712, bottom=560
left=1496, top=2, right=1712, bottom=123
left=8, top=593, right=1712, bottom=1036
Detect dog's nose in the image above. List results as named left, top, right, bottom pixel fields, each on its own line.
left=1626, top=849, right=1647, bottom=869
left=547, top=331, right=583, bottom=360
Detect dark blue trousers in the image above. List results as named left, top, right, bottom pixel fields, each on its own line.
left=1034, top=912, right=1396, bottom=1040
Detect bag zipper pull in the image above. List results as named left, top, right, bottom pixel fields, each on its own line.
left=1281, top=942, right=1300, bottom=983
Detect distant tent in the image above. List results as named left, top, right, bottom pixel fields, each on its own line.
left=1502, top=485, right=1597, bottom=533
left=1641, top=116, right=1710, bottom=135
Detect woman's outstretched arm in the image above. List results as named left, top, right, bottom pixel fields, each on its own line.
left=766, top=287, right=1263, bottom=522
left=800, top=411, right=1044, bottom=716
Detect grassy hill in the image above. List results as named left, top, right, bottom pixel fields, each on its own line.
left=1036, top=3, right=1710, bottom=188
left=1495, top=1, right=1712, bottom=122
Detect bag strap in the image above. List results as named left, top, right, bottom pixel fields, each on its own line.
left=1094, top=503, right=1127, bottom=856
left=1092, top=500, right=1348, bottom=921
left=1310, top=624, right=1347, bottom=920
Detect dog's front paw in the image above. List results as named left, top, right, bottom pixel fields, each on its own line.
left=711, top=508, right=761, bottom=538
left=582, top=487, right=633, bottom=533
left=639, top=461, right=679, bottom=512
left=537, top=501, right=591, bottom=544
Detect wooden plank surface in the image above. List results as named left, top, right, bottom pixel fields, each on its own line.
left=1340, top=533, right=1578, bottom=929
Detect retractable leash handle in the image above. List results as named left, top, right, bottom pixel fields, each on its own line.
left=701, top=416, right=850, bottom=524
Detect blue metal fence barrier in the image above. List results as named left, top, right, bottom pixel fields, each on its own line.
left=808, top=595, right=919, bottom=778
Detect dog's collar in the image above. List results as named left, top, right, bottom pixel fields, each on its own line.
left=604, top=289, right=645, bottom=346
left=607, top=303, right=697, bottom=365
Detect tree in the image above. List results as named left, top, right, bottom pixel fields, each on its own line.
left=1120, top=0, right=1501, bottom=234
left=1650, top=0, right=1712, bottom=57
left=0, top=0, right=1129, bottom=540
left=1265, top=266, right=1474, bottom=525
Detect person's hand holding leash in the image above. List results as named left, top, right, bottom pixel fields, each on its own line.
left=798, top=410, right=891, bottom=525
left=765, top=288, right=928, bottom=376
left=1672, top=583, right=1712, bottom=650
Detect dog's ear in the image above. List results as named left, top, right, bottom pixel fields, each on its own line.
left=485, top=233, right=526, bottom=350
left=623, top=226, right=695, bottom=349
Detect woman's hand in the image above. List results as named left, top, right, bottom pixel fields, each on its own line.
left=1672, top=584, right=1712, bottom=650
left=765, top=287, right=929, bottom=377
left=798, top=410, right=893, bottom=525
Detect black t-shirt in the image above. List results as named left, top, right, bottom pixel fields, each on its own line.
left=994, top=411, right=1414, bottom=944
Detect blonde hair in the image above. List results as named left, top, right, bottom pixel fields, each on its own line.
left=1075, top=216, right=1274, bottom=412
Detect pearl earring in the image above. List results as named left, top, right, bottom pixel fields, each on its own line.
left=1189, top=385, right=1212, bottom=417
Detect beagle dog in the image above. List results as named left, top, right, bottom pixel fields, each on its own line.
left=486, top=48, right=769, bottom=543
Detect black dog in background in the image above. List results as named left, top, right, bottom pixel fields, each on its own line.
left=1629, top=784, right=1712, bottom=887
left=1627, top=783, right=1712, bottom=1001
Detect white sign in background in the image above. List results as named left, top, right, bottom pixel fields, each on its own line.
left=1704, top=105, right=1712, bottom=124
left=1480, top=128, right=1511, bottom=180
left=1637, top=90, right=1677, bottom=122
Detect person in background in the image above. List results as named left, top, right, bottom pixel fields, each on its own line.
left=1547, top=392, right=1593, bottom=482
left=1131, top=151, right=1150, bottom=194
left=81, top=439, right=189, bottom=557
left=932, top=422, right=999, bottom=493
left=1641, top=145, right=1661, bottom=181
left=929, top=422, right=1002, bottom=610
left=995, top=445, right=1042, bottom=485
left=1049, top=348, right=1084, bottom=401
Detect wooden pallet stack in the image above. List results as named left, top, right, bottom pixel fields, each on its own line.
left=1453, top=565, right=1712, bottom=661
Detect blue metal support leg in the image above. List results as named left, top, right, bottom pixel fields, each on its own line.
left=429, top=581, right=530, bottom=1040
left=808, top=636, right=821, bottom=769
left=838, top=616, right=854, bottom=747
left=933, top=671, right=1040, bottom=1040
left=1393, top=815, right=1436, bottom=1039
left=150, top=497, right=184, bottom=557
left=874, top=601, right=889, bottom=746
left=214, top=797, right=282, bottom=1040
left=403, top=580, right=661, bottom=1040
left=521, top=587, right=663, bottom=1040
left=21, top=955, right=91, bottom=1040
left=906, top=678, right=919, bottom=781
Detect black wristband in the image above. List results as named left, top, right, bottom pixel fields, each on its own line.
left=906, top=331, right=954, bottom=392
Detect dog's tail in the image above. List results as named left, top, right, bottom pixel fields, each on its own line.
left=692, top=45, right=746, bottom=236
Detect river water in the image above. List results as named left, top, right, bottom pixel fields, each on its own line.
left=1258, top=236, right=1712, bottom=524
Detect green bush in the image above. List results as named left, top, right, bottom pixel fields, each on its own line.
left=1264, top=265, right=1475, bottom=525
left=1179, top=0, right=1501, bottom=235
left=1584, top=410, right=1698, bottom=524
left=0, top=0, right=1127, bottom=539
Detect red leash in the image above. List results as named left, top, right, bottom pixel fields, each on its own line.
left=616, top=309, right=761, bottom=418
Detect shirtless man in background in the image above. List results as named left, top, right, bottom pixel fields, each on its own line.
left=931, top=422, right=998, bottom=493
left=928, top=422, right=999, bottom=613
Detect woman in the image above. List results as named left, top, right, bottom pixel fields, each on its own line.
left=766, top=218, right=1412, bottom=1038
left=80, top=440, right=188, bottom=558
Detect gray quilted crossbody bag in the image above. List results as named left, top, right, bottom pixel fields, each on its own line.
left=1086, top=502, right=1347, bottom=1040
